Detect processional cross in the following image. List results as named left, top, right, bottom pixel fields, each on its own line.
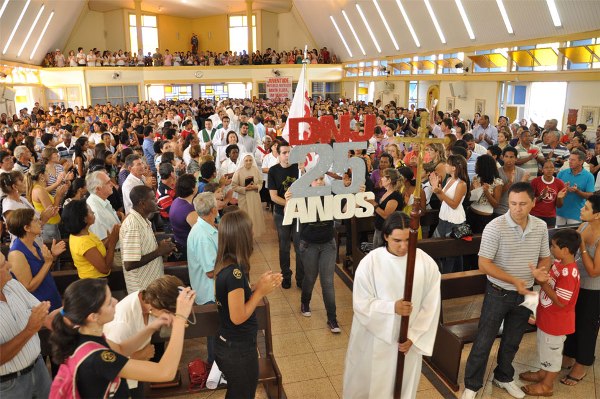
left=391, top=111, right=446, bottom=398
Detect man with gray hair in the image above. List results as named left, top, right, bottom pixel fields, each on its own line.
left=556, top=149, right=596, bottom=226
left=187, top=191, right=218, bottom=364
left=86, top=170, right=122, bottom=267
left=12, top=146, right=32, bottom=173
left=540, top=130, right=569, bottom=169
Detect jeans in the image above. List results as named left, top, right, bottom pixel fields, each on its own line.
left=299, top=239, right=337, bottom=322
left=563, top=288, right=600, bottom=366
left=464, top=282, right=531, bottom=391
left=372, top=228, right=384, bottom=249
left=536, top=216, right=556, bottom=228
left=204, top=300, right=216, bottom=365
left=0, top=355, right=51, bottom=399
left=273, top=212, right=304, bottom=284
left=433, top=219, right=464, bottom=273
left=215, top=336, right=258, bottom=399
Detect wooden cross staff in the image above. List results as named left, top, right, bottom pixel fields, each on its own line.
left=392, top=111, right=445, bottom=398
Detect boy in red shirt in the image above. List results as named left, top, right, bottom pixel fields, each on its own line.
left=531, top=159, right=567, bottom=228
left=519, top=229, right=581, bottom=396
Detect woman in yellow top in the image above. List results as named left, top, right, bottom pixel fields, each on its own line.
left=398, top=166, right=427, bottom=239
left=62, top=199, right=120, bottom=279
left=27, top=162, right=68, bottom=242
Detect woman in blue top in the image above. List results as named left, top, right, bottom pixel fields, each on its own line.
left=6, top=208, right=65, bottom=310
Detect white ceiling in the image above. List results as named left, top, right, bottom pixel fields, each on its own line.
left=1, top=0, right=599, bottom=67
left=296, top=0, right=600, bottom=61
left=88, top=0, right=292, bottom=17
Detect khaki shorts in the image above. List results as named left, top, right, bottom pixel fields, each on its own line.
left=112, top=250, right=122, bottom=270
left=537, top=329, right=566, bottom=372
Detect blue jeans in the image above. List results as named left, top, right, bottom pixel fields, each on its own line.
left=215, top=336, right=258, bottom=399
left=0, top=355, right=51, bottom=399
left=273, top=212, right=304, bottom=284
left=464, top=282, right=531, bottom=391
left=299, top=239, right=337, bottom=322
left=433, top=219, right=464, bottom=273
left=204, top=300, right=216, bottom=365
left=41, top=223, right=61, bottom=243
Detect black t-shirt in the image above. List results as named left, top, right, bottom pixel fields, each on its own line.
left=215, top=264, right=257, bottom=340
left=267, top=163, right=299, bottom=215
left=374, top=191, right=404, bottom=230
left=76, top=334, right=129, bottom=398
left=590, top=154, right=599, bottom=179
left=300, top=198, right=335, bottom=243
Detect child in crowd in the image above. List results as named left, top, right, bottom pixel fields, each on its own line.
left=519, top=229, right=581, bottom=396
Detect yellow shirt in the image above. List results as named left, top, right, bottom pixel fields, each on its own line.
left=32, top=185, right=61, bottom=225
left=69, top=232, right=108, bottom=279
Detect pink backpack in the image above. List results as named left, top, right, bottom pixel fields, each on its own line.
left=49, top=341, right=121, bottom=399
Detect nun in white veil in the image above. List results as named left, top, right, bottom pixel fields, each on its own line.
left=231, top=153, right=266, bottom=237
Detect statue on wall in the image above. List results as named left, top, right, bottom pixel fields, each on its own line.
left=191, top=33, right=199, bottom=55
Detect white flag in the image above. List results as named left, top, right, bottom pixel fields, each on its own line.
left=281, top=60, right=311, bottom=143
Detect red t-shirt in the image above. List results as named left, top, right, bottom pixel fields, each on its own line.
left=181, top=129, right=195, bottom=140
left=536, top=260, right=580, bottom=336
left=530, top=176, right=565, bottom=218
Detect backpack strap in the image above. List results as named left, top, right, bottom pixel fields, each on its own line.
left=68, top=341, right=111, bottom=398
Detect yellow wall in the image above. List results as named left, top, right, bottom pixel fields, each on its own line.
left=157, top=15, right=194, bottom=52
left=64, top=9, right=107, bottom=53
left=261, top=10, right=278, bottom=51
left=192, top=15, right=229, bottom=52
left=104, top=9, right=127, bottom=51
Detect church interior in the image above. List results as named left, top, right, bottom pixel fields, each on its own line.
left=1, top=0, right=600, bottom=398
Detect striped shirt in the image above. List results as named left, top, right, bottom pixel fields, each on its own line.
left=120, top=209, right=163, bottom=294
left=515, top=143, right=542, bottom=181
left=479, top=213, right=550, bottom=290
left=0, top=279, right=41, bottom=375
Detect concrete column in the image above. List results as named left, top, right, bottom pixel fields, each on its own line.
left=134, top=0, right=143, bottom=56
left=246, top=0, right=253, bottom=64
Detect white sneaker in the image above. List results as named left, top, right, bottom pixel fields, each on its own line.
left=460, top=388, right=477, bottom=399
left=492, top=379, right=525, bottom=399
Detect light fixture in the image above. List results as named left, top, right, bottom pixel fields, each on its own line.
left=342, top=10, right=366, bottom=56
left=373, top=0, right=399, bottom=51
left=3, top=0, right=31, bottom=54
left=30, top=10, right=54, bottom=60
left=0, top=0, right=10, bottom=20
left=395, top=0, right=420, bottom=47
left=18, top=4, right=44, bottom=57
left=496, top=0, right=513, bottom=34
left=423, top=0, right=446, bottom=44
left=455, top=0, right=475, bottom=40
left=356, top=3, right=381, bottom=53
left=546, top=0, right=562, bottom=27
left=330, top=15, right=352, bottom=58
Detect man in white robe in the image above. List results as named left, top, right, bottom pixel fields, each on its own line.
left=343, top=214, right=441, bottom=399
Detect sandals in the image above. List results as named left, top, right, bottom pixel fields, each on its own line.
left=560, top=373, right=587, bottom=386
left=521, top=384, right=553, bottom=397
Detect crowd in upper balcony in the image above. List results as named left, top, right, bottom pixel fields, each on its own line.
left=42, top=46, right=338, bottom=68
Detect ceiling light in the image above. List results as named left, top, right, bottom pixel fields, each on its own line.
left=455, top=0, right=475, bottom=40
left=546, top=0, right=562, bottom=27
left=395, top=0, right=420, bottom=47
left=342, top=10, right=366, bottom=56
left=0, top=0, right=9, bottom=20
left=373, top=0, right=398, bottom=51
left=356, top=3, right=381, bottom=53
left=3, top=0, right=31, bottom=54
left=18, top=4, right=44, bottom=57
left=423, top=0, right=446, bottom=44
left=496, top=0, right=513, bottom=34
left=330, top=16, right=352, bottom=58
left=30, top=10, right=54, bottom=60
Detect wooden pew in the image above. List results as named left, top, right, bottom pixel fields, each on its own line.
left=144, top=300, right=283, bottom=399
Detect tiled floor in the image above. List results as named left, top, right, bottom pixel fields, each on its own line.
left=176, top=210, right=600, bottom=398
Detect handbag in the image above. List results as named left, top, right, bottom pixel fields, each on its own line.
left=188, top=359, right=210, bottom=391
left=450, top=223, right=473, bottom=241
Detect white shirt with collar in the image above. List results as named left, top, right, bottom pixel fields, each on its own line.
left=122, top=174, right=145, bottom=215
left=87, top=193, right=121, bottom=249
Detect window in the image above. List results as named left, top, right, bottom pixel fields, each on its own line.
left=129, top=14, right=159, bottom=57
left=229, top=15, right=256, bottom=53
left=147, top=85, right=192, bottom=102
left=45, top=86, right=81, bottom=109
left=563, top=37, right=600, bottom=70
left=200, top=84, right=228, bottom=101
left=311, top=82, right=341, bottom=101
left=357, top=81, right=369, bottom=102
left=408, top=81, right=419, bottom=110
left=90, top=85, right=139, bottom=106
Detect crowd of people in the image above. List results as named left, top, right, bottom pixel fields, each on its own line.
left=43, top=46, right=337, bottom=68
left=1, top=94, right=600, bottom=398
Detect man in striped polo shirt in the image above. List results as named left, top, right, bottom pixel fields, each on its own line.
left=462, top=182, right=551, bottom=399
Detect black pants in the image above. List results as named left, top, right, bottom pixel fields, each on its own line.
left=466, top=208, right=495, bottom=235
left=563, top=288, right=600, bottom=366
left=215, top=336, right=258, bottom=399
